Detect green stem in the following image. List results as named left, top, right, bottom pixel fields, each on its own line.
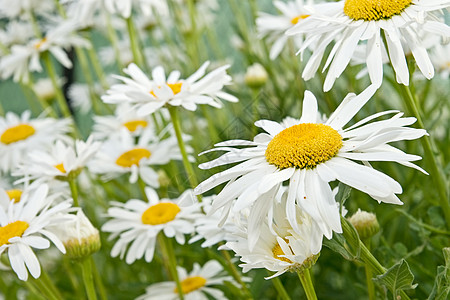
left=158, top=235, right=184, bottom=300
left=74, top=47, right=101, bottom=114
left=105, top=13, right=123, bottom=71
left=363, top=240, right=376, bottom=300
left=80, top=258, right=97, bottom=300
left=31, top=278, right=60, bottom=300
left=68, top=178, right=79, bottom=207
left=398, top=84, right=449, bottom=229
left=86, top=42, right=110, bottom=90
left=297, top=269, right=318, bottom=300
left=126, top=17, right=145, bottom=68
left=341, top=216, right=411, bottom=300
left=29, top=11, right=43, bottom=38
left=42, top=52, right=72, bottom=118
left=167, top=106, right=198, bottom=190
left=220, top=249, right=253, bottom=299
left=91, top=257, right=108, bottom=300
left=39, top=269, right=63, bottom=300
left=25, top=281, right=47, bottom=300
left=269, top=274, right=291, bottom=300
left=138, top=177, right=149, bottom=202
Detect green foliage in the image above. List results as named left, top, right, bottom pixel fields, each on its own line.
left=374, top=259, right=418, bottom=299
left=428, top=248, right=450, bottom=300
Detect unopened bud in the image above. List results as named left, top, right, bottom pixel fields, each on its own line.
left=53, top=210, right=101, bottom=260
left=348, top=209, right=380, bottom=240
left=158, top=169, right=171, bottom=188
left=244, top=63, right=268, bottom=88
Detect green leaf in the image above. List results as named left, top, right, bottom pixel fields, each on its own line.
left=374, top=259, right=417, bottom=299
left=336, top=183, right=352, bottom=215
left=324, top=217, right=361, bottom=261
left=428, top=248, right=450, bottom=300
left=323, top=233, right=358, bottom=261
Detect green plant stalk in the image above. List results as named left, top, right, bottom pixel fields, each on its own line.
left=68, top=178, right=79, bottom=207
left=220, top=249, right=253, bottom=299
left=363, top=239, right=376, bottom=300
left=29, top=11, right=43, bottom=38
left=86, top=41, right=110, bottom=90
left=74, top=47, right=101, bottom=114
left=138, top=177, right=149, bottom=202
left=297, top=269, right=317, bottom=300
left=91, top=257, right=108, bottom=300
left=269, top=274, right=291, bottom=300
left=31, top=277, right=60, bottom=300
left=42, top=53, right=72, bottom=118
left=40, top=269, right=63, bottom=300
left=80, top=258, right=98, bottom=300
left=25, top=281, right=47, bottom=300
left=159, top=235, right=185, bottom=300
left=341, top=216, right=411, bottom=300
left=126, top=17, right=145, bottom=68
left=398, top=84, right=450, bottom=229
left=168, top=106, right=199, bottom=190
left=105, top=13, right=123, bottom=71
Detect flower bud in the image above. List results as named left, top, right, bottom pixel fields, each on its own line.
left=244, top=63, right=268, bottom=88
left=158, top=169, right=171, bottom=188
left=53, top=210, right=101, bottom=260
left=348, top=209, right=380, bottom=240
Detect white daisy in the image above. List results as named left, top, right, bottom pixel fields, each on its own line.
left=136, top=260, right=233, bottom=300
left=102, top=187, right=201, bottom=264
left=0, top=184, right=73, bottom=281
left=256, top=0, right=318, bottom=60
left=92, top=103, right=156, bottom=140
left=102, top=61, right=238, bottom=115
left=13, top=137, right=101, bottom=184
left=227, top=192, right=322, bottom=279
left=89, top=129, right=184, bottom=187
left=103, top=0, right=168, bottom=19
left=0, top=21, right=34, bottom=51
left=0, top=0, right=54, bottom=19
left=0, top=111, right=72, bottom=173
left=0, top=19, right=90, bottom=82
left=195, top=88, right=427, bottom=249
left=430, top=42, right=450, bottom=79
left=287, top=0, right=450, bottom=91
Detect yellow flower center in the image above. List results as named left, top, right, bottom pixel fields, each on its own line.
left=150, top=82, right=183, bottom=97
left=174, top=276, right=207, bottom=294
left=141, top=202, right=181, bottom=225
left=6, top=189, right=23, bottom=203
left=54, top=163, right=66, bottom=173
left=265, top=123, right=342, bottom=169
left=272, top=242, right=293, bottom=263
left=115, top=148, right=151, bottom=168
left=0, top=221, right=29, bottom=246
left=0, top=124, right=36, bottom=145
left=291, top=14, right=310, bottom=25
left=34, top=37, right=47, bottom=49
left=123, top=120, right=148, bottom=132
left=344, top=0, right=412, bottom=21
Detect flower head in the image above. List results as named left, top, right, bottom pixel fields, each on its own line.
left=102, top=187, right=201, bottom=264
left=102, top=61, right=238, bottom=115
left=195, top=88, right=427, bottom=249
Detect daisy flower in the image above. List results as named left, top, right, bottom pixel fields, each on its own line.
left=13, top=137, right=101, bottom=184
left=227, top=192, right=322, bottom=279
left=0, top=19, right=90, bottom=83
left=287, top=0, right=450, bottom=91
left=136, top=260, right=234, bottom=300
left=103, top=0, right=168, bottom=19
left=102, top=187, right=201, bottom=264
left=92, top=103, right=157, bottom=140
left=89, top=129, right=184, bottom=187
left=195, top=88, right=427, bottom=249
left=102, top=61, right=238, bottom=115
left=0, top=184, right=73, bottom=281
left=430, top=42, right=450, bottom=79
left=256, top=0, right=318, bottom=60
left=0, top=111, right=72, bottom=173
left=0, top=0, right=54, bottom=19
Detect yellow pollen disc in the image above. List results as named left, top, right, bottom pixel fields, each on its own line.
left=123, top=120, right=148, bottom=132
left=174, top=276, right=207, bottom=294
left=115, top=148, right=151, bottom=168
left=150, top=82, right=183, bottom=97
left=344, top=0, right=412, bottom=21
left=0, top=124, right=36, bottom=145
left=54, top=163, right=66, bottom=173
left=291, top=14, right=310, bottom=25
left=265, top=123, right=342, bottom=170
left=141, top=202, right=181, bottom=225
left=6, top=189, right=23, bottom=203
left=34, top=37, right=47, bottom=49
left=272, top=242, right=293, bottom=263
left=0, top=221, right=29, bottom=246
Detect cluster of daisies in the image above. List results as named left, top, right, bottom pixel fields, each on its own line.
left=0, top=0, right=448, bottom=299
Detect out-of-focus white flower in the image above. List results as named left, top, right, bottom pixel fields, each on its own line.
left=32, top=78, right=65, bottom=102
left=0, top=0, right=54, bottom=19
left=0, top=19, right=90, bottom=82
left=137, top=260, right=234, bottom=300
left=102, top=188, right=201, bottom=264
left=0, top=21, right=34, bottom=51
left=0, top=111, right=72, bottom=173
left=430, top=42, right=450, bottom=79
left=195, top=87, right=428, bottom=249
left=89, top=129, right=185, bottom=187
left=13, top=137, right=101, bottom=184
left=93, top=103, right=156, bottom=139
left=102, top=62, right=238, bottom=115
left=0, top=184, right=73, bottom=281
